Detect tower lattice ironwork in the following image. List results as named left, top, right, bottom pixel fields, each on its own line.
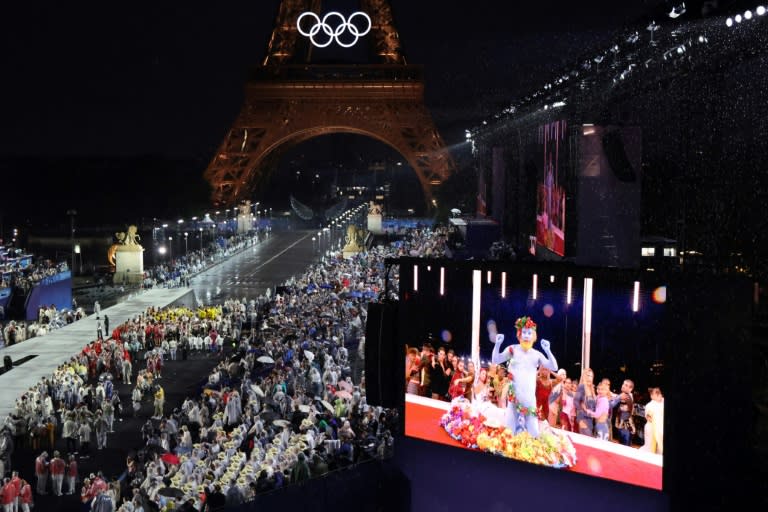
left=204, top=0, right=455, bottom=207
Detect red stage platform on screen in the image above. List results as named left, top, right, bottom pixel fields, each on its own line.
left=405, top=395, right=662, bottom=491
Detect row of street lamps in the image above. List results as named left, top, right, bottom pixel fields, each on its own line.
left=312, top=204, right=368, bottom=256
left=59, top=204, right=274, bottom=271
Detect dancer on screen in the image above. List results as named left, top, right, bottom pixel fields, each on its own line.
left=490, top=316, right=559, bottom=438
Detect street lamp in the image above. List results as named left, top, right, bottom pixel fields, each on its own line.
left=168, top=236, right=173, bottom=262
left=184, top=232, right=189, bottom=255
left=74, top=244, right=82, bottom=274
left=66, top=209, right=77, bottom=274
left=199, top=227, right=203, bottom=251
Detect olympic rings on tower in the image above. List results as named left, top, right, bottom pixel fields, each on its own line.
left=297, top=11, right=372, bottom=48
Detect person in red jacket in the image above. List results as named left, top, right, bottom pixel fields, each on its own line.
left=17, top=479, right=32, bottom=512
left=1, top=477, right=17, bottom=512
left=66, top=455, right=78, bottom=495
left=34, top=452, right=48, bottom=495
left=9, top=471, right=21, bottom=512
left=49, top=450, right=66, bottom=496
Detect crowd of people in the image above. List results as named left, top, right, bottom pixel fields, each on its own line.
left=1, top=304, right=87, bottom=348
left=0, top=224, right=449, bottom=511
left=142, top=233, right=264, bottom=290
left=406, top=343, right=664, bottom=453
left=0, top=231, right=266, bottom=350
left=0, top=251, right=69, bottom=292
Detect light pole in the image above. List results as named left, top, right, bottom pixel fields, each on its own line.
left=66, top=209, right=77, bottom=274
left=168, top=236, right=173, bottom=262
left=184, top=232, right=189, bottom=255
left=199, top=227, right=203, bottom=251
left=74, top=244, right=82, bottom=274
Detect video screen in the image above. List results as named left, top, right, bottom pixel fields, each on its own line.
left=534, top=120, right=568, bottom=257
left=400, top=260, right=667, bottom=490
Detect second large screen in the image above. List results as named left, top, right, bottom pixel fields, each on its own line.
left=534, top=120, right=568, bottom=257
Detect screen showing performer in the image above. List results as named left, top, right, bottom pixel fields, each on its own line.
left=400, top=261, right=666, bottom=490
left=535, top=120, right=568, bottom=256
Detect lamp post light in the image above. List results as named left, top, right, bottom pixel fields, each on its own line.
left=74, top=244, right=82, bottom=274
left=184, top=232, right=189, bottom=255
left=199, top=227, right=203, bottom=251
left=66, top=209, right=77, bottom=274
left=168, top=236, right=173, bottom=262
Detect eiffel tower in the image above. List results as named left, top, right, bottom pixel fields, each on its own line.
left=203, top=0, right=455, bottom=207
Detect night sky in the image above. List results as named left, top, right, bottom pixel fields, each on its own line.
left=0, top=1, right=661, bottom=157
left=0, top=0, right=765, bottom=271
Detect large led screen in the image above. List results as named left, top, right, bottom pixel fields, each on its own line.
left=400, top=260, right=667, bottom=490
left=534, top=120, right=568, bottom=257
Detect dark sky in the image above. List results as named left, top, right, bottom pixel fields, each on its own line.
left=0, top=0, right=757, bottom=231
left=0, top=1, right=672, bottom=158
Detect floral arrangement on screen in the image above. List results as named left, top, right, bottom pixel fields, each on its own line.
left=439, top=398, right=577, bottom=468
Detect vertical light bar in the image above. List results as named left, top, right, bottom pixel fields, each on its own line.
left=427, top=265, right=431, bottom=271
left=501, top=271, right=507, bottom=298
left=632, top=281, right=640, bottom=312
left=566, top=276, right=573, bottom=305
left=550, top=275, right=555, bottom=283
left=532, top=274, right=538, bottom=300
left=471, top=270, right=482, bottom=367
left=440, top=267, right=445, bottom=296
left=413, top=265, right=418, bottom=292
left=581, top=277, right=593, bottom=371
left=487, top=270, right=492, bottom=284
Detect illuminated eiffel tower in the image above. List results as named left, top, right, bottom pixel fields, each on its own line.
left=203, top=0, right=455, bottom=208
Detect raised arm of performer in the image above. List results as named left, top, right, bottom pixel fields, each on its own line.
left=537, top=338, right=558, bottom=372
left=491, top=333, right=511, bottom=365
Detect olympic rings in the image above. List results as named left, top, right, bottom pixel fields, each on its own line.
left=297, top=11, right=372, bottom=49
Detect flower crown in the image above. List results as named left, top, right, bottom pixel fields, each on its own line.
left=514, top=316, right=537, bottom=333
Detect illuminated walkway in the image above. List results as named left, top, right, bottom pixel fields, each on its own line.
left=0, top=285, right=192, bottom=421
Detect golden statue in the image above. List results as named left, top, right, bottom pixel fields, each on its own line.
left=368, top=201, right=383, bottom=215
left=343, top=224, right=368, bottom=256
left=238, top=200, right=252, bottom=216
left=108, top=225, right=143, bottom=268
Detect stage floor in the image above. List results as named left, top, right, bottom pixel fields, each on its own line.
left=405, top=394, right=662, bottom=490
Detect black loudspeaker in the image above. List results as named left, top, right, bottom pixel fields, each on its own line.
left=3, top=355, right=12, bottom=372
left=364, top=302, right=401, bottom=408
left=602, top=129, right=637, bottom=182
